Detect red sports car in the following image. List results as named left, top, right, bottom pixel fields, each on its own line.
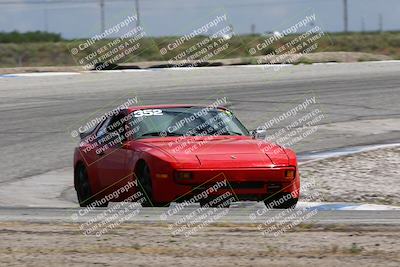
left=74, top=104, right=300, bottom=208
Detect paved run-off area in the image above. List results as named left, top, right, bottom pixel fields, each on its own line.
left=1, top=61, right=400, bottom=186
left=1, top=62, right=400, bottom=208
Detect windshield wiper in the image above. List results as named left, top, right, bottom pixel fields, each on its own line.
left=138, top=131, right=181, bottom=138
left=218, top=131, right=243, bottom=136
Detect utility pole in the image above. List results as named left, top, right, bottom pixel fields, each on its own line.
left=100, top=0, right=105, bottom=33
left=44, top=8, right=48, bottom=32
left=379, top=13, right=383, bottom=32
left=343, top=0, right=348, bottom=32
left=251, top=24, right=255, bottom=35
left=361, top=17, right=365, bottom=33
left=135, top=0, right=140, bottom=28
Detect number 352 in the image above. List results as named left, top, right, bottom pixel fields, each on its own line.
left=133, top=109, right=163, bottom=117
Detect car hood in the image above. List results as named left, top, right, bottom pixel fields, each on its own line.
left=142, top=136, right=289, bottom=168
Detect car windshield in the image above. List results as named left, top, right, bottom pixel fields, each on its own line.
left=129, top=107, right=249, bottom=139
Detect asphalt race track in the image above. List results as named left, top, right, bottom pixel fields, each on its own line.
left=1, top=61, right=400, bottom=223
left=1, top=207, right=399, bottom=225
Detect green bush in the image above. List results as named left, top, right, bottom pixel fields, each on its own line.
left=0, top=31, right=63, bottom=43
left=0, top=31, right=399, bottom=67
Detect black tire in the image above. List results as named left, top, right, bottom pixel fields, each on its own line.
left=264, top=193, right=298, bottom=209
left=137, top=162, right=169, bottom=207
left=75, top=164, right=108, bottom=207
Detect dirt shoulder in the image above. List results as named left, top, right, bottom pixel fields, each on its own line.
left=0, top=52, right=393, bottom=74
left=0, top=222, right=399, bottom=266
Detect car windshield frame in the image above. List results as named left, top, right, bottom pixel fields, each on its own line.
left=129, top=107, right=250, bottom=140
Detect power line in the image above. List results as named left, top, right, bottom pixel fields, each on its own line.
left=1, top=0, right=395, bottom=34
left=0, top=0, right=335, bottom=7
left=0, top=0, right=133, bottom=4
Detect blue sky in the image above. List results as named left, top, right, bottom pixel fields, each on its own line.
left=0, top=0, right=399, bottom=38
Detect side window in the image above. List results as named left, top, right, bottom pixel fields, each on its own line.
left=95, top=112, right=130, bottom=148
left=107, top=113, right=127, bottom=137
left=96, top=117, right=112, bottom=139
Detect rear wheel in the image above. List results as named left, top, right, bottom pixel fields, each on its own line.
left=264, top=193, right=298, bottom=209
left=75, top=164, right=108, bottom=207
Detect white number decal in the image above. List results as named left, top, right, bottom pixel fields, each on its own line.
left=152, top=109, right=163, bottom=115
left=133, top=110, right=144, bottom=117
left=143, top=110, right=153, bottom=116
left=133, top=109, right=163, bottom=117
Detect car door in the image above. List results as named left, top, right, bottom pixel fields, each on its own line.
left=95, top=112, right=132, bottom=198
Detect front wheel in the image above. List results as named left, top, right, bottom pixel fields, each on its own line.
left=137, top=162, right=170, bottom=207
left=75, top=164, right=108, bottom=207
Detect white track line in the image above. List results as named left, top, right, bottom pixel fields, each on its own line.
left=299, top=143, right=400, bottom=165
left=0, top=72, right=81, bottom=78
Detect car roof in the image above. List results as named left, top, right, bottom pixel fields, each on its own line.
left=126, top=104, right=227, bottom=112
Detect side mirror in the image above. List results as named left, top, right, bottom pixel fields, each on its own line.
left=250, top=129, right=267, bottom=140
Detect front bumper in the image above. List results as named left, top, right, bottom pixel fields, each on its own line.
left=152, top=167, right=300, bottom=203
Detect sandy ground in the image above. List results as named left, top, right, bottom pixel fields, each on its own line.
left=300, top=147, right=400, bottom=205
left=0, top=222, right=399, bottom=267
